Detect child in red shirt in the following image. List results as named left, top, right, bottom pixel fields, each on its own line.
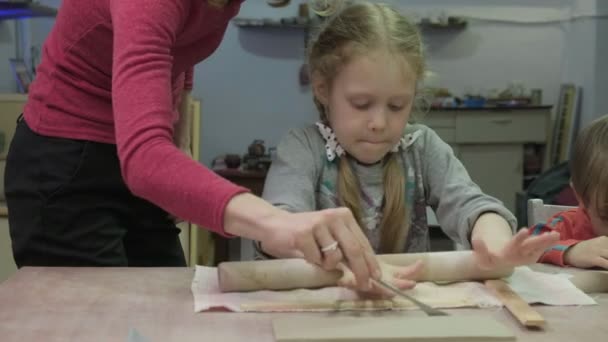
left=532, top=115, right=608, bottom=268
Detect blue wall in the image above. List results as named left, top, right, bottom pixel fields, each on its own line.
left=4, top=0, right=606, bottom=164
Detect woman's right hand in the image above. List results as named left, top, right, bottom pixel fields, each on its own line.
left=261, top=207, right=382, bottom=291
left=337, top=260, right=424, bottom=298
left=223, top=193, right=381, bottom=291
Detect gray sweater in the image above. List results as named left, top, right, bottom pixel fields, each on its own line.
left=260, top=124, right=516, bottom=254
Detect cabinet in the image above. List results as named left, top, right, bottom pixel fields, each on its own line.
left=421, top=106, right=552, bottom=213
left=459, top=144, right=523, bottom=211
left=0, top=94, right=25, bottom=283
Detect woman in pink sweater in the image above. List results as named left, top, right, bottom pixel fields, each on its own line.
left=4, top=0, right=379, bottom=290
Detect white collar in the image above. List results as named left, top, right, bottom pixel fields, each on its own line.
left=315, top=122, right=420, bottom=162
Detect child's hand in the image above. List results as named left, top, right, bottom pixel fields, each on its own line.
left=564, top=236, right=608, bottom=269
left=337, top=260, right=424, bottom=298
left=472, top=228, right=560, bottom=269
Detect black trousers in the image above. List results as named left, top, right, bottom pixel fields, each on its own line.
left=4, top=117, right=186, bottom=267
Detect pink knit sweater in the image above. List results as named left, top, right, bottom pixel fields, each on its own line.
left=24, top=0, right=247, bottom=235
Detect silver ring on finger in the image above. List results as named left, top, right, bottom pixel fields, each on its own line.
left=321, top=241, right=339, bottom=253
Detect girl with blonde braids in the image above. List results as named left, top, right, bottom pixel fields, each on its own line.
left=260, top=2, right=559, bottom=291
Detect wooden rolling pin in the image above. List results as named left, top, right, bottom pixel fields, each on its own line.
left=568, top=270, right=608, bottom=293
left=218, top=251, right=514, bottom=292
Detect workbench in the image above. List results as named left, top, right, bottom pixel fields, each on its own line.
left=0, top=266, right=605, bottom=341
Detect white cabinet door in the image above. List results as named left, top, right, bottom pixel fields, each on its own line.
left=459, top=144, right=522, bottom=213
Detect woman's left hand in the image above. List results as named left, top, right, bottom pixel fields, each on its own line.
left=472, top=228, right=560, bottom=269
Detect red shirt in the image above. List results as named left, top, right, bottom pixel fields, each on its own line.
left=24, top=0, right=247, bottom=235
left=531, top=207, right=597, bottom=266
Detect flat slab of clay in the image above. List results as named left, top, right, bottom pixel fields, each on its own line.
left=273, top=315, right=516, bottom=342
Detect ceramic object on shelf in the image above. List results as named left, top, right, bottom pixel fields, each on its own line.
left=248, top=140, right=266, bottom=157
left=266, top=0, right=290, bottom=8
left=224, top=154, right=242, bottom=169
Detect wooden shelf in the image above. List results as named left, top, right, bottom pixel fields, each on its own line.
left=419, top=21, right=468, bottom=31
left=233, top=17, right=310, bottom=29
left=233, top=16, right=468, bottom=31
left=0, top=2, right=58, bottom=20
left=214, top=168, right=267, bottom=179
left=430, top=105, right=553, bottom=111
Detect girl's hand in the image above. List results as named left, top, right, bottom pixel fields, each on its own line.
left=472, top=228, right=559, bottom=269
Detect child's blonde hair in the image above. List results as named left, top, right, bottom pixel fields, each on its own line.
left=308, top=2, right=426, bottom=253
left=571, top=115, right=608, bottom=220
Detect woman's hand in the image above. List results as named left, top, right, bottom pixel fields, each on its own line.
left=223, top=194, right=382, bottom=291
left=337, top=260, right=424, bottom=298
left=262, top=208, right=382, bottom=291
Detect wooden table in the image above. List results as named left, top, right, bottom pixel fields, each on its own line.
left=0, top=267, right=606, bottom=341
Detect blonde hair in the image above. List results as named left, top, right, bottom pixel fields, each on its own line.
left=571, top=115, right=608, bottom=220
left=308, top=3, right=426, bottom=253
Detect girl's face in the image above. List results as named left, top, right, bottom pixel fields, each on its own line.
left=315, top=51, right=417, bottom=164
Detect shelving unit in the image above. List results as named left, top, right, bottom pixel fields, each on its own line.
left=233, top=17, right=310, bottom=29
left=233, top=16, right=468, bottom=31
left=0, top=1, right=57, bottom=20
left=233, top=14, right=467, bottom=88
left=418, top=19, right=468, bottom=31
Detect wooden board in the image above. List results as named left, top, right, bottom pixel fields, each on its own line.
left=273, top=316, right=516, bottom=342
left=219, top=251, right=514, bottom=292
left=485, top=279, right=545, bottom=328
